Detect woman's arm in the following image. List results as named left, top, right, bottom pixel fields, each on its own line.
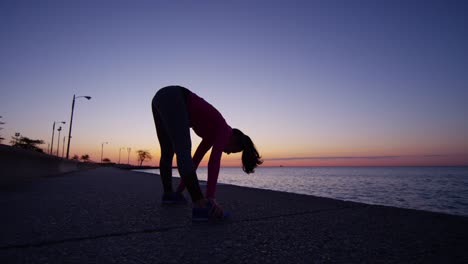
left=205, top=128, right=231, bottom=198
left=176, top=139, right=212, bottom=192
left=193, top=139, right=212, bottom=168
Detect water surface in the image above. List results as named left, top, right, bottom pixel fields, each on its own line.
left=138, top=166, right=468, bottom=216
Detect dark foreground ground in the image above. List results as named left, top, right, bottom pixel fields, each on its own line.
left=1, top=167, right=467, bottom=263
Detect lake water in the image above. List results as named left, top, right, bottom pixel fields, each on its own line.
left=138, top=166, right=468, bottom=216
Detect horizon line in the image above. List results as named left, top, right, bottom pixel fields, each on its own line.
left=264, top=154, right=468, bottom=161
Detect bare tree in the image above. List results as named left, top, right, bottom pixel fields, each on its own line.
left=136, top=150, right=152, bottom=166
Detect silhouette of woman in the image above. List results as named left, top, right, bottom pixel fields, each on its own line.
left=152, top=85, right=262, bottom=221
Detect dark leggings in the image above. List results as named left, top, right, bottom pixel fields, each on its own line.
left=151, top=86, right=203, bottom=202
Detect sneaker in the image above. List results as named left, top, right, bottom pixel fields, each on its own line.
left=192, top=201, right=230, bottom=222
left=161, top=192, right=187, bottom=205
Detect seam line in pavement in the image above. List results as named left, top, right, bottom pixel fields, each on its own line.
left=0, top=205, right=362, bottom=250
left=0, top=226, right=184, bottom=251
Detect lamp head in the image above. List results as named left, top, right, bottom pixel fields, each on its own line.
left=85, top=96, right=92, bottom=100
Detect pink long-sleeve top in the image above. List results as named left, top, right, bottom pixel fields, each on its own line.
left=177, top=91, right=232, bottom=199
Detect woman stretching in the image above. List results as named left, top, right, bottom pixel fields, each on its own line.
left=152, top=85, right=262, bottom=221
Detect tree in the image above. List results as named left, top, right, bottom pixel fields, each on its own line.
left=0, top=116, right=4, bottom=144
left=71, top=154, right=79, bottom=161
left=136, top=150, right=152, bottom=166
left=10, top=135, right=45, bottom=153
left=102, top=158, right=111, bottom=163
left=81, top=154, right=90, bottom=162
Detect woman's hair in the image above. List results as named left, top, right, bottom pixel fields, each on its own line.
left=232, top=128, right=263, bottom=174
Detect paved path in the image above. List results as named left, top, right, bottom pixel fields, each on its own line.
left=1, top=167, right=467, bottom=263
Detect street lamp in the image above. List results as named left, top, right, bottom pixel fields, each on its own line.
left=56, top=126, right=62, bottom=156
left=118, top=147, right=126, bottom=164
left=127, top=147, right=131, bottom=165
left=50, top=121, right=65, bottom=155
left=62, top=136, right=66, bottom=158
left=66, top=94, right=91, bottom=159
left=101, top=142, right=108, bottom=163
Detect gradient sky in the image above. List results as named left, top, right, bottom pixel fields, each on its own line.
left=1, top=0, right=467, bottom=166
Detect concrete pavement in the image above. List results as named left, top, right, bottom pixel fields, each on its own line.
left=1, top=167, right=467, bottom=263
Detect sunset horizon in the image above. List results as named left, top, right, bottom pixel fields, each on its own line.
left=1, top=1, right=467, bottom=167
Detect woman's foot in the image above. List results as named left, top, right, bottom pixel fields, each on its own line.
left=192, top=198, right=230, bottom=222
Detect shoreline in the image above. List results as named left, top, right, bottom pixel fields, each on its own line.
left=136, top=167, right=468, bottom=218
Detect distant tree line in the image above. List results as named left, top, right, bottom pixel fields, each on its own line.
left=71, top=154, right=92, bottom=162
left=10, top=134, right=45, bottom=153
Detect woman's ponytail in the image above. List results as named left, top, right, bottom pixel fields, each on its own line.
left=233, top=129, right=263, bottom=174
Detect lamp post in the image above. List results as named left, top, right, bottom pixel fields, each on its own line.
left=62, top=136, right=66, bottom=158
left=118, top=147, right=126, bottom=164
left=66, top=94, right=91, bottom=159
left=101, top=142, right=108, bottom=163
left=56, top=126, right=62, bottom=156
left=50, top=121, right=65, bottom=154
left=127, top=147, right=131, bottom=165
left=14, top=132, right=20, bottom=145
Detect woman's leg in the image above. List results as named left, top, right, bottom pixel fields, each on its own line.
left=152, top=104, right=174, bottom=194
left=152, top=86, right=203, bottom=202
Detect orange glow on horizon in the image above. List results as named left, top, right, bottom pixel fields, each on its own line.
left=64, top=146, right=468, bottom=167
left=260, top=155, right=468, bottom=167
left=65, top=140, right=468, bottom=167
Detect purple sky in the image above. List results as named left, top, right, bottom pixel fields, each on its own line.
left=1, top=0, right=467, bottom=165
